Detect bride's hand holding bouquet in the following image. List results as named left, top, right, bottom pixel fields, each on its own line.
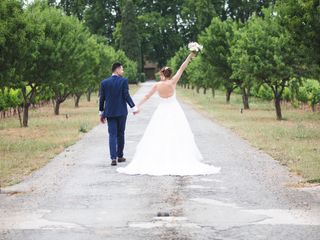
left=188, top=42, right=203, bottom=59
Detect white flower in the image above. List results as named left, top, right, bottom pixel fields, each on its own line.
left=188, top=42, right=203, bottom=52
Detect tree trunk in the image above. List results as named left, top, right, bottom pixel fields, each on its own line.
left=75, top=95, right=81, bottom=108
left=226, top=88, right=233, bottom=103
left=241, top=87, right=250, bottom=109
left=211, top=88, right=215, bottom=98
left=203, top=88, right=207, bottom=94
left=22, top=103, right=30, bottom=127
left=274, top=95, right=282, bottom=120
left=18, top=107, right=22, bottom=127
left=54, top=100, right=61, bottom=115
left=86, top=89, right=91, bottom=102
left=196, top=86, right=200, bottom=94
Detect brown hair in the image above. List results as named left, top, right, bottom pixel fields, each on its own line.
left=159, top=67, right=172, bottom=79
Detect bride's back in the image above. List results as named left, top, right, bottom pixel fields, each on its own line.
left=156, top=81, right=175, bottom=98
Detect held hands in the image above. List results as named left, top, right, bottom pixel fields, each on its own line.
left=100, top=116, right=106, bottom=124
left=100, top=107, right=140, bottom=123
left=133, top=106, right=140, bottom=115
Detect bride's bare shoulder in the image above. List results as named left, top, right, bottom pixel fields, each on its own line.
left=165, top=80, right=177, bottom=90
left=153, top=82, right=160, bottom=89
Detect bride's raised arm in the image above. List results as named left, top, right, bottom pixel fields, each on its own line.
left=171, top=52, right=195, bottom=86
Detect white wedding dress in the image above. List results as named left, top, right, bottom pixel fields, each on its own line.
left=117, top=89, right=221, bottom=176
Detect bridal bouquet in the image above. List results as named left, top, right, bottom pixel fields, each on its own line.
left=188, top=42, right=203, bottom=53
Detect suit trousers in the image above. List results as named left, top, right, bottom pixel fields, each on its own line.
left=106, top=115, right=127, bottom=160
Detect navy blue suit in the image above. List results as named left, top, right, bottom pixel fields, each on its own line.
left=99, top=75, right=136, bottom=160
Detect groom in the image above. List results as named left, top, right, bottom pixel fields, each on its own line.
left=99, top=62, right=139, bottom=166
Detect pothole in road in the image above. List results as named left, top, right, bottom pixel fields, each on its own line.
left=157, top=212, right=170, bottom=217
left=129, top=210, right=200, bottom=229
left=130, top=177, right=198, bottom=230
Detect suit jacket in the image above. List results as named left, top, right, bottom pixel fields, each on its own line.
left=99, top=75, right=136, bottom=117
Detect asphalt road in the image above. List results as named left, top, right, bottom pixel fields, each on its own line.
left=1, top=82, right=319, bottom=240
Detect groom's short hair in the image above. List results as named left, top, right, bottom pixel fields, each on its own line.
left=112, top=62, right=122, bottom=72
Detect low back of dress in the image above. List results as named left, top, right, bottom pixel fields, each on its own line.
left=156, top=81, right=175, bottom=99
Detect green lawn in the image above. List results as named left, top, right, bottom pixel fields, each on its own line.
left=0, top=85, right=139, bottom=187
left=177, top=87, right=320, bottom=183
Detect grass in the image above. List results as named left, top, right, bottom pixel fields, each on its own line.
left=0, top=85, right=139, bottom=187
left=177, top=87, right=320, bottom=184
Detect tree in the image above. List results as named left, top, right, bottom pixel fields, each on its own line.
left=180, top=0, right=221, bottom=41
left=71, top=35, right=100, bottom=107
left=85, top=37, right=114, bottom=102
left=52, top=19, right=91, bottom=114
left=0, top=0, right=135, bottom=126
left=84, top=0, right=121, bottom=43
left=186, top=55, right=219, bottom=97
left=230, top=10, right=304, bottom=120
left=0, top=0, right=46, bottom=127
left=119, top=0, right=142, bottom=72
left=0, top=0, right=25, bottom=91
left=276, top=0, right=320, bottom=80
left=135, top=1, right=184, bottom=67
left=20, top=3, right=52, bottom=127
left=199, top=17, right=239, bottom=104
left=226, top=0, right=276, bottom=22
left=26, top=2, right=90, bottom=115
left=58, top=0, right=87, bottom=20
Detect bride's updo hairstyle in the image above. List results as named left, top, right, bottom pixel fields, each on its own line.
left=160, top=66, right=172, bottom=79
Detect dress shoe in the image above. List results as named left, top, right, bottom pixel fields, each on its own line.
left=117, top=157, right=126, bottom=163
left=111, top=159, right=117, bottom=166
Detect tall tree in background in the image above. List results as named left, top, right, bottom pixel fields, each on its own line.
left=180, top=0, right=225, bottom=41
left=45, top=0, right=278, bottom=68
left=276, top=0, right=320, bottom=80
left=199, top=18, right=239, bottom=104
left=230, top=9, right=303, bottom=120
left=0, top=0, right=25, bottom=90
left=84, top=0, right=121, bottom=43
left=135, top=0, right=184, bottom=67
left=1, top=0, right=46, bottom=127
left=119, top=0, right=142, bottom=72
left=226, top=0, right=276, bottom=22
left=58, top=0, right=87, bottom=20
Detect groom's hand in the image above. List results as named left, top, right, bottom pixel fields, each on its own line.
left=100, top=116, right=106, bottom=124
left=133, top=106, right=140, bottom=115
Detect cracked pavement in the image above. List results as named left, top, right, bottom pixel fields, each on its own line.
left=0, top=82, right=319, bottom=240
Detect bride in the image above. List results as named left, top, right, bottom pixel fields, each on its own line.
left=117, top=49, right=221, bottom=176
